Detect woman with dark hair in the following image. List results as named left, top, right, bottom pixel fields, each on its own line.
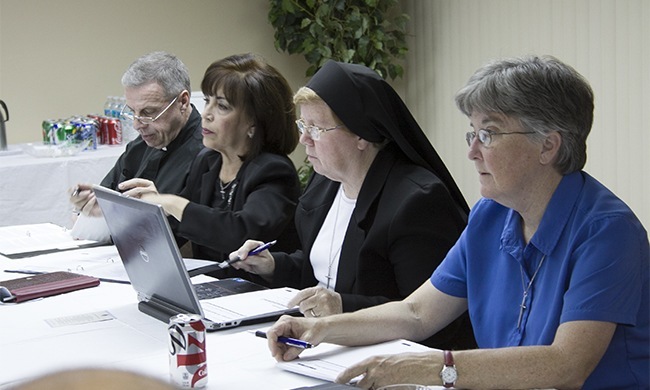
left=121, top=53, right=300, bottom=269
left=231, top=60, right=475, bottom=350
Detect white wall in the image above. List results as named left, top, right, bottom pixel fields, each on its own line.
left=1, top=0, right=647, bottom=229
left=0, top=0, right=309, bottom=165
left=403, top=0, right=649, bottom=229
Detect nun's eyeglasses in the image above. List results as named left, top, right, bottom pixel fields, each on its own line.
left=296, top=119, right=345, bottom=141
left=466, top=128, right=536, bottom=147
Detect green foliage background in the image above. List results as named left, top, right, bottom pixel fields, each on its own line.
left=268, top=0, right=409, bottom=80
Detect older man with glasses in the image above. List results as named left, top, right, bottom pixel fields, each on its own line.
left=69, top=52, right=203, bottom=236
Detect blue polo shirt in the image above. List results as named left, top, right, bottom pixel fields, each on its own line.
left=431, top=171, right=649, bottom=389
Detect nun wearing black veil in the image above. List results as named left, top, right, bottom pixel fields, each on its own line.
left=232, top=60, right=476, bottom=350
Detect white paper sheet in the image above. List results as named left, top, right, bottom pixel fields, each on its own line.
left=278, top=339, right=436, bottom=383
left=201, top=287, right=299, bottom=322
left=3, top=245, right=218, bottom=283
left=0, top=223, right=98, bottom=256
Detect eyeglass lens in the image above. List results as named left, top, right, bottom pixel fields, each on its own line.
left=122, top=96, right=177, bottom=124
left=296, top=120, right=321, bottom=140
left=466, top=130, right=491, bottom=146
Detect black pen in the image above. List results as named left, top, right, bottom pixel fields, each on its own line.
left=255, top=330, right=313, bottom=349
left=219, top=240, right=277, bottom=269
left=3, top=269, right=46, bottom=276
left=71, top=187, right=80, bottom=197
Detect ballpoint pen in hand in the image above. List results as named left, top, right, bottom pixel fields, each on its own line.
left=254, top=330, right=314, bottom=349
left=219, top=240, right=277, bottom=269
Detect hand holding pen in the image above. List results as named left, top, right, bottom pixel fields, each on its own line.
left=255, top=330, right=313, bottom=349
left=69, top=184, right=102, bottom=217
left=220, top=240, right=277, bottom=269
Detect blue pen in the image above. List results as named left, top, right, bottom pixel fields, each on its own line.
left=255, top=330, right=314, bottom=349
left=219, top=240, right=277, bottom=269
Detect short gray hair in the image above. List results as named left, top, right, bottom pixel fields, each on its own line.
left=455, top=55, right=594, bottom=174
left=121, top=51, right=190, bottom=99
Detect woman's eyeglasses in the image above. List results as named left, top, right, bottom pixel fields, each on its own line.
left=296, top=119, right=344, bottom=141
left=466, top=128, right=536, bottom=147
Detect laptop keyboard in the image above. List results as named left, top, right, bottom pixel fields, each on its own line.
left=193, top=282, right=231, bottom=300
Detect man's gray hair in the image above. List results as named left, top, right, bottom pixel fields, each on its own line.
left=121, top=51, right=190, bottom=99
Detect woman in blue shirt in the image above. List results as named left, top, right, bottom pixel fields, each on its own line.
left=262, top=55, right=649, bottom=389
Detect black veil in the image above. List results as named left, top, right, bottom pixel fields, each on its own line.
left=306, top=60, right=469, bottom=214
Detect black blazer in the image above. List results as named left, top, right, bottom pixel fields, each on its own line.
left=272, top=145, right=475, bottom=349
left=273, top=144, right=466, bottom=306
left=172, top=149, right=300, bottom=270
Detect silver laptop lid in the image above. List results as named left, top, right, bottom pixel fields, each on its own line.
left=92, top=185, right=204, bottom=318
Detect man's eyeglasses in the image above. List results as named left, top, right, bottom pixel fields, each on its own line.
left=296, top=119, right=344, bottom=141
left=465, top=128, right=536, bottom=147
left=120, top=95, right=178, bottom=124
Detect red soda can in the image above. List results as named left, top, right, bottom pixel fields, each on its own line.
left=168, top=313, right=208, bottom=388
left=98, top=117, right=108, bottom=144
left=106, top=117, right=122, bottom=145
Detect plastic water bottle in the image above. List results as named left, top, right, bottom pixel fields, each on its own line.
left=117, top=96, right=137, bottom=142
left=111, top=96, right=123, bottom=118
left=103, top=96, right=114, bottom=117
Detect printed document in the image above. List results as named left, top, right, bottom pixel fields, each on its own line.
left=201, top=287, right=298, bottom=322
left=277, top=339, right=435, bottom=383
left=0, top=223, right=99, bottom=258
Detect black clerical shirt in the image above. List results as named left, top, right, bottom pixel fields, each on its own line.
left=100, top=106, right=203, bottom=195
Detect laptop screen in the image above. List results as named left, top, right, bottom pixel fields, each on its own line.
left=93, top=185, right=203, bottom=317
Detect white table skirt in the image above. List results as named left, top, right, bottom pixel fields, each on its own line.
left=0, top=144, right=125, bottom=228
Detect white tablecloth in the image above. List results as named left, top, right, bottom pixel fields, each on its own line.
left=0, top=244, right=446, bottom=389
left=0, top=267, right=325, bottom=389
left=0, top=144, right=125, bottom=228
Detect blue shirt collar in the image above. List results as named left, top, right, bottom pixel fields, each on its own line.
left=501, top=171, right=584, bottom=257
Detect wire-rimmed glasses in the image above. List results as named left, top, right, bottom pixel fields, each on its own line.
left=296, top=118, right=344, bottom=141
left=120, top=95, right=178, bottom=124
left=465, top=128, right=536, bottom=147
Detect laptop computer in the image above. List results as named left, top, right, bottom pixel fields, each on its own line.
left=92, top=185, right=299, bottom=330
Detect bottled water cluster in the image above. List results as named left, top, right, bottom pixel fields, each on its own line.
left=104, top=96, right=137, bottom=143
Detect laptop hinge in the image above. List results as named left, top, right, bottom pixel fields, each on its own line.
left=137, top=294, right=198, bottom=324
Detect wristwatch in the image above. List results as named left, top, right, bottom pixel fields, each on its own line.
left=440, top=350, right=458, bottom=388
